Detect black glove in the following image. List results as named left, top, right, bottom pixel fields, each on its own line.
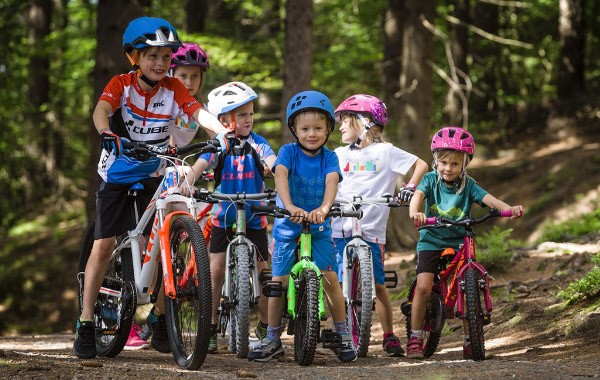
left=100, top=129, right=123, bottom=156
left=398, top=183, right=416, bottom=203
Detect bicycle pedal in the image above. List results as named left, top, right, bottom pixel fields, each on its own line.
left=320, top=329, right=342, bottom=348
left=400, top=301, right=412, bottom=316
left=384, top=270, right=398, bottom=288
left=259, top=269, right=273, bottom=284
left=262, top=280, right=285, bottom=297
left=483, top=313, right=492, bottom=325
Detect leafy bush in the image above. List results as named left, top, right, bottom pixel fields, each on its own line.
left=477, top=226, right=522, bottom=271
left=538, top=207, right=600, bottom=243
left=558, top=253, right=600, bottom=304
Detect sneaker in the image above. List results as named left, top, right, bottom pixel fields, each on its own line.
left=208, top=333, right=218, bottom=354
left=463, top=340, right=473, bottom=360
left=254, top=322, right=267, bottom=341
left=73, top=320, right=96, bottom=359
left=147, top=308, right=171, bottom=353
left=383, top=334, right=405, bottom=357
left=337, top=333, right=357, bottom=363
left=247, top=338, right=284, bottom=362
left=406, top=336, right=424, bottom=359
left=124, top=324, right=150, bottom=351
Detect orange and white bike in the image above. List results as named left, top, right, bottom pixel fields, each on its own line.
left=77, top=139, right=219, bottom=370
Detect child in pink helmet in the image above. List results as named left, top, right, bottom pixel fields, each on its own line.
left=406, top=126, right=523, bottom=360
left=170, top=42, right=211, bottom=147
left=332, top=94, right=429, bottom=357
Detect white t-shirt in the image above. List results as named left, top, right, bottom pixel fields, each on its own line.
left=332, top=142, right=418, bottom=244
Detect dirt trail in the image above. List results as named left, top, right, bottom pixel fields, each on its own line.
left=2, top=244, right=600, bottom=379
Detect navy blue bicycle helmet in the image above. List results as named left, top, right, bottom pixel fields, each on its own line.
left=122, top=17, right=182, bottom=54
left=285, top=90, right=335, bottom=154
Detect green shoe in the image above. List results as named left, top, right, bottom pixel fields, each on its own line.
left=208, top=333, right=217, bottom=354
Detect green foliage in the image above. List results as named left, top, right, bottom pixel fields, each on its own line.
left=538, top=207, right=600, bottom=243
left=558, top=253, right=600, bottom=304
left=476, top=226, right=522, bottom=271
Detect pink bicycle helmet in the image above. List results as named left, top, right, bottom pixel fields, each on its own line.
left=170, top=42, right=209, bottom=72
left=431, top=126, right=475, bottom=157
left=334, top=94, right=388, bottom=128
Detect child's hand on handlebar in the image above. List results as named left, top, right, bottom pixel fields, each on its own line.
left=507, top=205, right=524, bottom=219
left=410, top=211, right=427, bottom=227
left=287, top=205, right=307, bottom=224
left=308, top=206, right=329, bottom=224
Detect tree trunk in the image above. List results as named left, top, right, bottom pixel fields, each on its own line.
left=280, top=0, right=313, bottom=144
left=386, top=0, right=436, bottom=250
left=186, top=0, right=207, bottom=33
left=557, top=0, right=585, bottom=110
left=24, top=0, right=54, bottom=203
left=446, top=0, right=470, bottom=127
left=86, top=0, right=144, bottom=221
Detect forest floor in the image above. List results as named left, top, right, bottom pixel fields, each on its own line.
left=1, top=130, right=600, bottom=379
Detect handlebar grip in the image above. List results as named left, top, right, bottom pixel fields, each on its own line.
left=425, top=217, right=438, bottom=226
left=499, top=209, right=522, bottom=218
left=251, top=205, right=273, bottom=213
left=340, top=209, right=363, bottom=219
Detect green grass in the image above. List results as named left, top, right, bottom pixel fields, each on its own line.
left=477, top=226, right=523, bottom=271
left=558, top=253, right=600, bottom=304
left=538, top=207, right=600, bottom=243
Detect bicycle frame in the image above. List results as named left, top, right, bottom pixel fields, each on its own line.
left=435, top=232, right=492, bottom=321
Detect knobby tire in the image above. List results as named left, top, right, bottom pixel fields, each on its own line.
left=232, top=243, right=251, bottom=358
left=348, top=247, right=373, bottom=358
left=164, top=215, right=212, bottom=370
left=464, top=268, right=486, bottom=361
left=294, top=269, right=320, bottom=366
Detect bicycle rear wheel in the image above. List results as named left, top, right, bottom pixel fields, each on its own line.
left=164, top=215, right=212, bottom=370
left=77, top=219, right=135, bottom=358
left=464, top=268, right=485, bottom=361
left=231, top=243, right=251, bottom=358
left=293, top=269, right=320, bottom=366
left=404, top=278, right=443, bottom=358
left=347, top=246, right=373, bottom=357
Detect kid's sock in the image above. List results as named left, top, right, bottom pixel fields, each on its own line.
left=266, top=325, right=281, bottom=342
left=411, top=329, right=423, bottom=339
left=334, top=321, right=349, bottom=335
left=79, top=318, right=93, bottom=323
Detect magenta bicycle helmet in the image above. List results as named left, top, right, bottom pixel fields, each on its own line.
left=334, top=94, right=388, bottom=128
left=170, top=42, right=209, bottom=72
left=430, top=126, right=475, bottom=157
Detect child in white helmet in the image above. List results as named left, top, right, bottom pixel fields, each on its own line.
left=180, top=81, right=276, bottom=354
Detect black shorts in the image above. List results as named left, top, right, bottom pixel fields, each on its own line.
left=94, top=177, right=162, bottom=239
left=415, top=250, right=444, bottom=275
left=209, top=226, right=269, bottom=262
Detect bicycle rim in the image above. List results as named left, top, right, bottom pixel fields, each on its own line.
left=232, top=244, right=251, bottom=358
left=164, top=215, right=212, bottom=370
left=464, top=269, right=485, bottom=361
left=78, top=219, right=134, bottom=358
left=349, top=247, right=373, bottom=357
left=294, top=269, right=320, bottom=366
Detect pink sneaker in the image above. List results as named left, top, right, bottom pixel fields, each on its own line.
left=124, top=324, right=150, bottom=351
left=406, top=336, right=424, bottom=359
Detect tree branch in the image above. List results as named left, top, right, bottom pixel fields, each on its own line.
left=445, top=14, right=533, bottom=49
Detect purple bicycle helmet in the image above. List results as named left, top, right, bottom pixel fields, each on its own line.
left=431, top=126, right=475, bottom=157
left=334, top=94, right=388, bottom=128
left=170, top=42, right=209, bottom=72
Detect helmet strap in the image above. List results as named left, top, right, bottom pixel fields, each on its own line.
left=126, top=51, right=158, bottom=88
left=351, top=114, right=374, bottom=149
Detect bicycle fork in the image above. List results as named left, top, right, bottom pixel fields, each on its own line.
left=455, top=261, right=493, bottom=323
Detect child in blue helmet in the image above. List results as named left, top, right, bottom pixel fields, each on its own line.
left=247, top=90, right=357, bottom=363
left=74, top=16, right=231, bottom=360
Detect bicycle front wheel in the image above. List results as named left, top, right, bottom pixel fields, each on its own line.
left=164, top=215, right=212, bottom=370
left=231, top=243, right=251, bottom=358
left=293, top=269, right=320, bottom=366
left=464, top=268, right=485, bottom=361
left=347, top=246, right=374, bottom=357
left=78, top=219, right=134, bottom=358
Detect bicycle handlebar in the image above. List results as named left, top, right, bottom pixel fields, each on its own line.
left=422, top=208, right=521, bottom=228
left=194, top=188, right=277, bottom=203
left=251, top=204, right=363, bottom=220
left=337, top=193, right=408, bottom=208
left=121, top=139, right=221, bottom=159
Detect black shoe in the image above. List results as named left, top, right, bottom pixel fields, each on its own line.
left=148, top=308, right=171, bottom=353
left=383, top=334, right=405, bottom=357
left=73, top=320, right=96, bottom=359
left=247, top=338, right=284, bottom=362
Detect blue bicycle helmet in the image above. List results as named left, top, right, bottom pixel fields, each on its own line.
left=286, top=90, right=335, bottom=131
left=122, top=17, right=182, bottom=54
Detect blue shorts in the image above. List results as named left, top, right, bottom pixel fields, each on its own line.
left=271, top=236, right=338, bottom=277
left=334, top=238, right=385, bottom=285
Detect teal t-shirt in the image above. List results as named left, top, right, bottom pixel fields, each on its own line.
left=416, top=171, right=489, bottom=252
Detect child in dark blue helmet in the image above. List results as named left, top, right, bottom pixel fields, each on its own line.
left=247, top=90, right=357, bottom=363
left=74, top=16, right=229, bottom=360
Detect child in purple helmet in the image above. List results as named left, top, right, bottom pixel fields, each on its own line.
left=170, top=42, right=211, bottom=147
left=332, top=94, right=428, bottom=357
left=407, top=126, right=523, bottom=360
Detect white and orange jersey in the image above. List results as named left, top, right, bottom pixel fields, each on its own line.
left=97, top=72, right=202, bottom=184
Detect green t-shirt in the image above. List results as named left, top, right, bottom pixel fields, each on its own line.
left=416, top=171, right=489, bottom=252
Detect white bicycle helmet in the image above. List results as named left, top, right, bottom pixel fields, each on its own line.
left=207, top=82, right=258, bottom=117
